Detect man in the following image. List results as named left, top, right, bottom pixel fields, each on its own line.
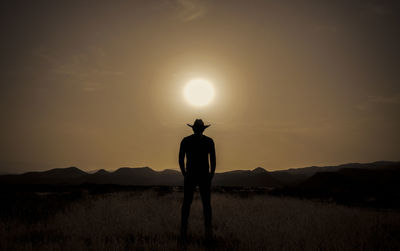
left=179, top=119, right=216, bottom=240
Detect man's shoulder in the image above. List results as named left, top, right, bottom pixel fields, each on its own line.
left=182, top=135, right=193, bottom=140
left=181, top=135, right=193, bottom=143
left=182, top=134, right=214, bottom=142
left=202, top=135, right=214, bottom=144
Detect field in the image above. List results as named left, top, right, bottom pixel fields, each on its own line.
left=0, top=187, right=399, bottom=251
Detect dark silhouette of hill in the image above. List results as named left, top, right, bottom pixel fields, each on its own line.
left=273, top=162, right=400, bottom=207
left=0, top=161, right=54, bottom=174
left=86, top=167, right=182, bottom=186
left=269, top=161, right=400, bottom=185
left=94, top=169, right=109, bottom=175
left=1, top=161, right=399, bottom=192
left=0, top=167, right=88, bottom=185
left=0, top=166, right=281, bottom=187
left=214, top=167, right=282, bottom=187
left=87, top=169, right=108, bottom=174
left=298, top=166, right=400, bottom=194
left=269, top=171, right=305, bottom=185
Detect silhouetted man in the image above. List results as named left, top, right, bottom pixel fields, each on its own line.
left=179, top=119, right=216, bottom=240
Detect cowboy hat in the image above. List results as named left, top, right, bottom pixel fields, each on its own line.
left=187, top=119, right=210, bottom=129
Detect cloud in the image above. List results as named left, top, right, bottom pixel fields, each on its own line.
left=173, top=0, right=207, bottom=22
left=31, top=46, right=123, bottom=92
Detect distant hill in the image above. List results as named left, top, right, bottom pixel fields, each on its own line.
left=269, top=161, right=400, bottom=185
left=272, top=162, right=400, bottom=207
left=86, top=167, right=182, bottom=186
left=0, top=167, right=88, bottom=185
left=297, top=165, right=400, bottom=193
left=214, top=167, right=281, bottom=187
left=0, top=161, right=399, bottom=189
left=0, top=166, right=280, bottom=187
left=0, top=161, right=54, bottom=174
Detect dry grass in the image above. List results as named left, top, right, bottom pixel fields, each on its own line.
left=0, top=191, right=399, bottom=250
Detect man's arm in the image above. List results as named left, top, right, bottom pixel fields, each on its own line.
left=179, top=139, right=186, bottom=176
left=209, top=139, right=216, bottom=178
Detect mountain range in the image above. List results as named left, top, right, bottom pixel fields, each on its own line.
left=0, top=166, right=280, bottom=187
left=273, top=161, right=400, bottom=207
left=0, top=161, right=399, bottom=188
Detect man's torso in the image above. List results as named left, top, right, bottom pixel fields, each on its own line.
left=182, top=134, right=214, bottom=175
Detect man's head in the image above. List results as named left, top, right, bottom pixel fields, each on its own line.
left=187, top=119, right=210, bottom=135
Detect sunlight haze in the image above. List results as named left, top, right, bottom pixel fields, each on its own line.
left=0, top=1, right=399, bottom=173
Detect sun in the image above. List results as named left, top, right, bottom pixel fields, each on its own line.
left=183, top=79, right=215, bottom=107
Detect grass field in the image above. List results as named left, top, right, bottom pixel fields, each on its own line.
left=0, top=189, right=399, bottom=250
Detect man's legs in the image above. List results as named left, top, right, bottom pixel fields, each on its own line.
left=199, top=177, right=212, bottom=239
left=181, top=176, right=195, bottom=238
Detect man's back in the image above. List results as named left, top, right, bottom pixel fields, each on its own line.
left=179, top=134, right=215, bottom=175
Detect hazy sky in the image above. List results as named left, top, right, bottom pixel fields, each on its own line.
left=1, top=0, right=399, bottom=173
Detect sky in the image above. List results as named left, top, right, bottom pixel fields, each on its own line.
left=1, top=0, right=399, bottom=173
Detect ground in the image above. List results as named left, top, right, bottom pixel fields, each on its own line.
left=0, top=188, right=399, bottom=250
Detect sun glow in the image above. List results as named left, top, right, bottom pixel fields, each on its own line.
left=183, top=79, right=215, bottom=107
